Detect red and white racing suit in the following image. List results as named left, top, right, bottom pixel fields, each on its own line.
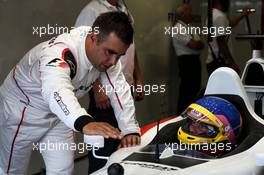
left=0, top=26, right=140, bottom=175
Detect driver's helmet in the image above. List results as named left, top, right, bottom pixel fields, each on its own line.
left=178, top=96, right=242, bottom=145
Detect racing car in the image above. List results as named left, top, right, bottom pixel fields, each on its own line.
left=89, top=67, right=264, bottom=175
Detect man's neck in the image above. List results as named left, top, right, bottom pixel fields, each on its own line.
left=107, top=0, right=118, bottom=7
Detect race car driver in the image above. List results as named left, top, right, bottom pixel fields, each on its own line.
left=0, top=12, right=140, bottom=174
left=177, top=96, right=242, bottom=157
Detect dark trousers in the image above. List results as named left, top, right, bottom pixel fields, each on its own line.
left=87, top=90, right=121, bottom=174
left=177, top=55, right=201, bottom=114
left=206, top=56, right=227, bottom=76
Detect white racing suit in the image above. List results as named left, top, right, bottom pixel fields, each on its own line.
left=0, top=26, right=140, bottom=175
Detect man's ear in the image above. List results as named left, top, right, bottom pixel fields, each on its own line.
left=90, top=32, right=98, bottom=44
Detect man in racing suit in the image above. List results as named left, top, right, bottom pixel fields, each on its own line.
left=75, top=0, right=144, bottom=172
left=0, top=12, right=140, bottom=175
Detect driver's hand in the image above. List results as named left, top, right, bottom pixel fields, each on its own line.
left=83, top=122, right=123, bottom=139
left=118, top=134, right=141, bottom=149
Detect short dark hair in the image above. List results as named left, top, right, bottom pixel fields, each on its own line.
left=92, top=12, right=134, bottom=45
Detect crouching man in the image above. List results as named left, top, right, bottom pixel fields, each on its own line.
left=0, top=12, right=140, bottom=175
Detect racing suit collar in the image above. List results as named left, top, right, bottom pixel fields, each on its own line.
left=80, top=37, right=93, bottom=71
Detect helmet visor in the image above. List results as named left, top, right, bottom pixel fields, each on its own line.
left=182, top=117, right=219, bottom=138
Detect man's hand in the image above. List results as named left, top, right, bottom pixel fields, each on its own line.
left=240, top=8, right=255, bottom=17
left=134, top=81, right=144, bottom=101
left=94, top=87, right=111, bottom=109
left=83, top=122, right=122, bottom=139
left=230, top=8, right=254, bottom=27
left=93, top=80, right=111, bottom=109
left=118, top=134, right=141, bottom=149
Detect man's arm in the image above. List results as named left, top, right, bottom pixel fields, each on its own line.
left=229, top=15, right=244, bottom=28
left=100, top=61, right=141, bottom=147
left=229, top=9, right=252, bottom=28
left=39, top=45, right=122, bottom=139
left=91, top=64, right=141, bottom=147
left=173, top=24, right=204, bottom=51
left=75, top=6, right=97, bottom=27
left=187, top=39, right=204, bottom=50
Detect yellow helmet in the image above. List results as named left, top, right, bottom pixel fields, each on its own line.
left=178, top=96, right=242, bottom=145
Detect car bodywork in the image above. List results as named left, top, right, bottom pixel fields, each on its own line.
left=92, top=68, right=264, bottom=175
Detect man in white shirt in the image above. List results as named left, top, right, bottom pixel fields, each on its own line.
left=207, top=0, right=251, bottom=75
left=0, top=12, right=140, bottom=175
left=75, top=0, right=143, bottom=172
left=172, top=3, right=204, bottom=114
